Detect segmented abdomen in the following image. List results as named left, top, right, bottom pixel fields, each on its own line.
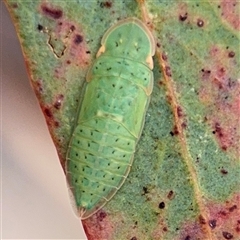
left=67, top=117, right=136, bottom=212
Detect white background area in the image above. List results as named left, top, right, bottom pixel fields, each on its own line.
left=1, top=2, right=87, bottom=239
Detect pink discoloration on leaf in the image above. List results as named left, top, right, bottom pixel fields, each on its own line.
left=178, top=220, right=206, bottom=240
left=151, top=217, right=168, bottom=239
left=53, top=20, right=90, bottom=67
left=39, top=2, right=90, bottom=67
left=48, top=19, right=90, bottom=79
left=68, top=31, right=90, bottom=67
left=221, top=0, right=240, bottom=30
left=199, top=45, right=240, bottom=156
left=206, top=194, right=240, bottom=239
left=41, top=104, right=60, bottom=129
left=40, top=93, right=65, bottom=129
left=69, top=36, right=89, bottom=66
left=82, top=210, right=115, bottom=240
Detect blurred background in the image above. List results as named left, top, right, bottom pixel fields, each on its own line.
left=1, top=2, right=87, bottom=239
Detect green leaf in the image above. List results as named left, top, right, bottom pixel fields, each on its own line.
left=4, top=0, right=240, bottom=239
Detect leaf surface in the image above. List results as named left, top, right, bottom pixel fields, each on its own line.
left=4, top=0, right=240, bottom=239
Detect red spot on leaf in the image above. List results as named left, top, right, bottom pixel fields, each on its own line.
left=37, top=24, right=44, bottom=31
left=222, top=231, right=233, bottom=239
left=170, top=125, right=179, bottom=136
left=100, top=1, right=113, bottom=8
left=162, top=52, right=168, bottom=61
left=74, top=34, right=83, bottom=44
left=97, top=210, right=107, bottom=222
left=178, top=2, right=188, bottom=23
left=213, top=122, right=223, bottom=137
left=158, top=202, right=165, bottom=209
left=179, top=13, right=188, bottom=21
left=54, top=121, right=59, bottom=127
left=229, top=205, right=237, bottom=212
left=130, top=237, right=137, bottom=240
left=219, top=210, right=227, bottom=216
left=201, top=69, right=211, bottom=80
left=228, top=51, right=235, bottom=58
left=221, top=168, right=228, bottom=174
left=70, top=25, right=76, bottom=31
left=181, top=121, right=187, bottom=128
left=199, top=215, right=206, bottom=224
left=163, top=227, right=168, bottom=232
left=54, top=94, right=64, bottom=109
left=177, top=106, right=184, bottom=117
left=41, top=4, right=63, bottom=19
left=197, top=19, right=204, bottom=27
left=209, top=219, right=217, bottom=229
left=11, top=3, right=18, bottom=8
left=165, top=66, right=172, bottom=77
left=167, top=190, right=174, bottom=200
left=32, top=80, right=43, bottom=99
left=158, top=80, right=164, bottom=86
left=44, top=107, right=53, bottom=118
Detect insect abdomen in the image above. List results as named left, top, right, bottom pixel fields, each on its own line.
left=67, top=119, right=135, bottom=211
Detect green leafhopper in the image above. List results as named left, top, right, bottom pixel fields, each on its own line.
left=66, top=17, right=155, bottom=219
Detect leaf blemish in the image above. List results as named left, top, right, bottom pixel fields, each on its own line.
left=162, top=52, right=168, bottom=61
left=54, top=94, right=64, bottom=109
left=41, top=4, right=63, bottom=19
left=228, top=51, right=235, bottom=58
left=179, top=12, right=188, bottom=21
left=170, top=125, right=179, bottom=136
left=177, top=106, right=184, bottom=117
left=220, top=168, right=228, bottom=175
left=97, top=210, right=107, bottom=221
left=197, top=19, right=204, bottom=27
left=158, top=202, right=165, bottom=209
left=44, top=107, right=53, bottom=118
left=37, top=24, right=44, bottom=31
left=74, top=34, right=83, bottom=44
left=100, top=1, right=113, bottom=9
left=201, top=68, right=211, bottom=80
left=199, top=214, right=206, bottom=224
left=222, top=231, right=233, bottom=239
left=228, top=204, right=237, bottom=212
left=209, top=219, right=217, bottom=229
left=130, top=237, right=137, bottom=240
left=167, top=190, right=174, bottom=200
left=165, top=66, right=172, bottom=77
left=184, top=236, right=191, bottom=240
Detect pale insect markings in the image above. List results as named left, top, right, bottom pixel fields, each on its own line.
left=66, top=17, right=156, bottom=219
